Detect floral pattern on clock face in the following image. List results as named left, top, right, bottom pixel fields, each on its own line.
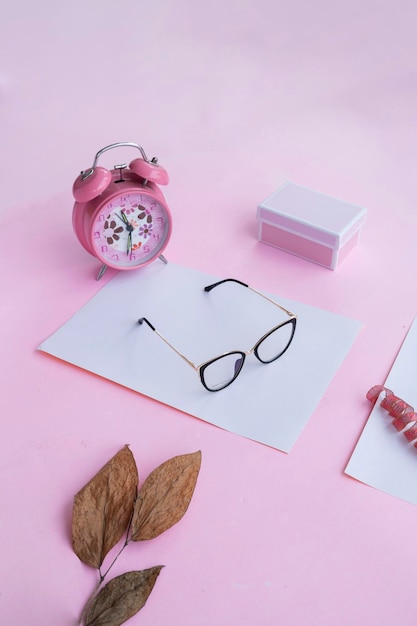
left=92, top=192, right=170, bottom=267
left=103, top=219, right=124, bottom=245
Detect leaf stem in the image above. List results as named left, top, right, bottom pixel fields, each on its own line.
left=78, top=500, right=137, bottom=624
left=99, top=541, right=129, bottom=581
left=99, top=497, right=136, bottom=582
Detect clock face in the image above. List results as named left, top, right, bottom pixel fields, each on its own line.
left=91, top=191, right=170, bottom=268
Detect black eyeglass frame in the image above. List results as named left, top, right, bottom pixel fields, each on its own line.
left=138, top=278, right=297, bottom=391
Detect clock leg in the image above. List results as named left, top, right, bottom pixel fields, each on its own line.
left=158, top=254, right=168, bottom=264
left=96, top=264, right=108, bottom=280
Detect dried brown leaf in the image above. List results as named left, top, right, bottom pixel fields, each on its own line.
left=85, top=567, right=163, bottom=626
left=72, top=445, right=138, bottom=568
left=131, top=450, right=201, bottom=542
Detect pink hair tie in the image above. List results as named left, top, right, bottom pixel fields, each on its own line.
left=366, top=385, right=417, bottom=447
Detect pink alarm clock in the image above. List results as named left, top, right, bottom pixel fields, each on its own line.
left=72, top=142, right=172, bottom=279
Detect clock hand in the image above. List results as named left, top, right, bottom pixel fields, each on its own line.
left=116, top=212, right=129, bottom=225
left=115, top=213, right=134, bottom=255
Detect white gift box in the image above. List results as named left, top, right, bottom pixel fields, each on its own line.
left=257, top=181, right=367, bottom=270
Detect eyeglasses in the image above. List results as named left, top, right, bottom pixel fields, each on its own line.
left=138, top=278, right=297, bottom=392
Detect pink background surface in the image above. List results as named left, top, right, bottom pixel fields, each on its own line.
left=1, top=1, right=417, bottom=624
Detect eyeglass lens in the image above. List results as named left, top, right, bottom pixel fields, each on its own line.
left=201, top=320, right=296, bottom=391
left=201, top=352, right=245, bottom=391
left=255, top=319, right=296, bottom=363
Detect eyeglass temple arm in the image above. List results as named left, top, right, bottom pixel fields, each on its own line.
left=204, top=278, right=296, bottom=318
left=137, top=317, right=198, bottom=370
left=204, top=278, right=249, bottom=292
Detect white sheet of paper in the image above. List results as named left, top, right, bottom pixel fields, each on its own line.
left=345, top=316, right=417, bottom=504
left=38, top=262, right=361, bottom=452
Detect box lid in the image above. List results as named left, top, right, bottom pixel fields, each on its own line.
left=257, top=181, right=367, bottom=248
